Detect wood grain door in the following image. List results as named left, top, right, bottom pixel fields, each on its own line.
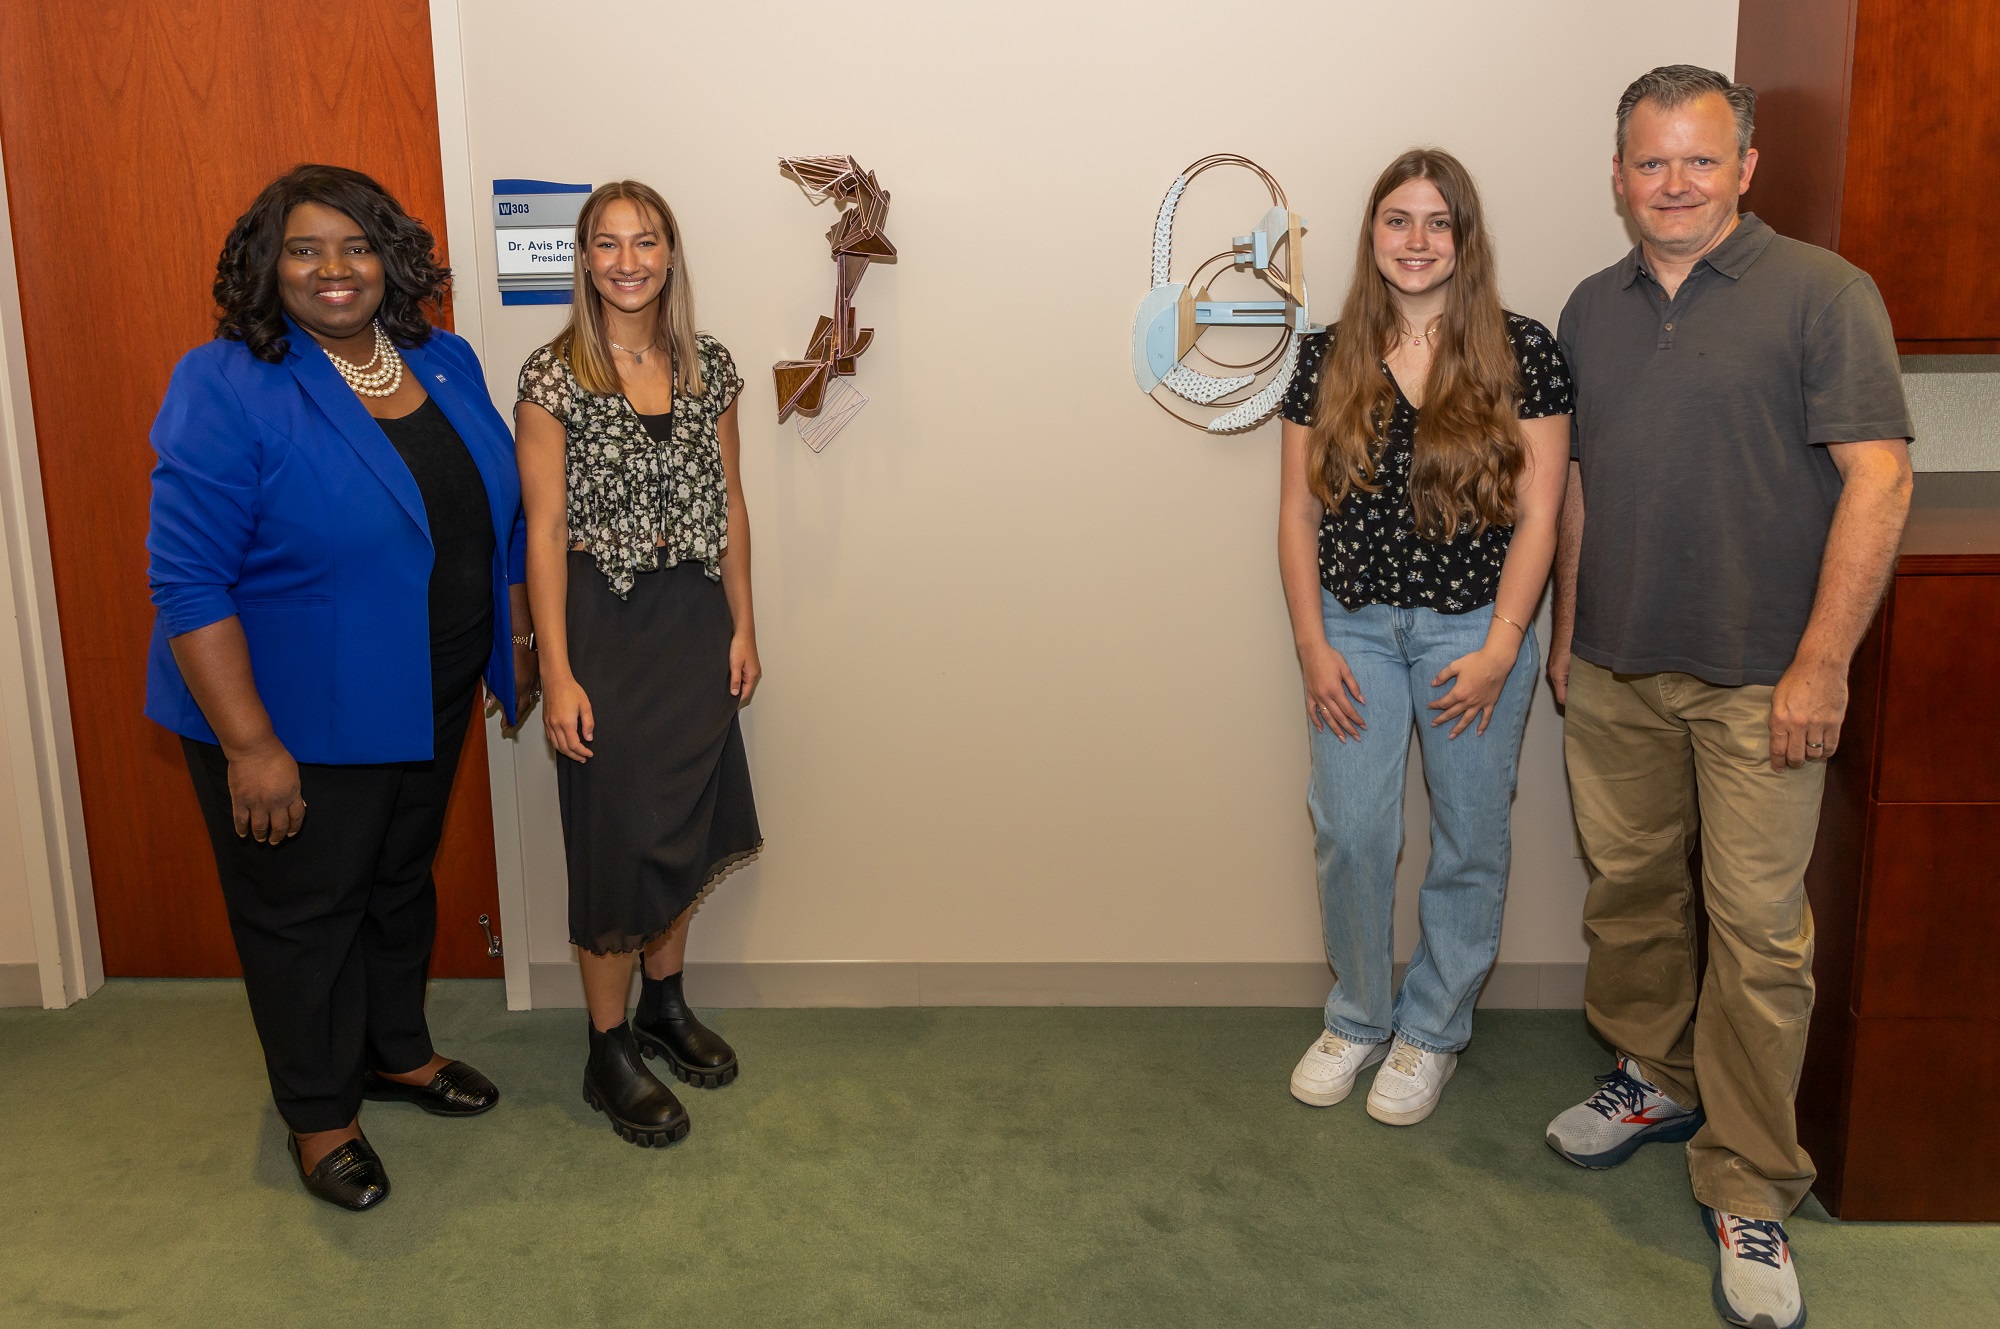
left=0, top=1, right=502, bottom=978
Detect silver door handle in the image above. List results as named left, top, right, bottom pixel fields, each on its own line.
left=477, top=914, right=502, bottom=959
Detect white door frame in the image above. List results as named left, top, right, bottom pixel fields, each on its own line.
left=0, top=129, right=103, bottom=1009
left=432, top=0, right=535, bottom=1009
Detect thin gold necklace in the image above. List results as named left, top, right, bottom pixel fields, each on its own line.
left=1398, top=317, right=1442, bottom=349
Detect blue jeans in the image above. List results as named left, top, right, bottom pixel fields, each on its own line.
left=1309, top=594, right=1537, bottom=1054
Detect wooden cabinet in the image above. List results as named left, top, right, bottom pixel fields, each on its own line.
left=1799, top=475, right=2000, bottom=1219
left=1736, top=0, right=2000, bottom=352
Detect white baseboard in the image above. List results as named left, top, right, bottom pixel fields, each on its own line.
left=524, top=960, right=1589, bottom=1011
left=0, top=962, right=42, bottom=1007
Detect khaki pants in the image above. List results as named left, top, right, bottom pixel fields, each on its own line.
left=1565, top=658, right=1825, bottom=1220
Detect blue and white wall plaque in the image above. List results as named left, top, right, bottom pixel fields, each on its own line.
left=493, top=179, right=591, bottom=306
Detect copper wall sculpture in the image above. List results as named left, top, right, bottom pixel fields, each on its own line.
left=773, top=155, right=895, bottom=450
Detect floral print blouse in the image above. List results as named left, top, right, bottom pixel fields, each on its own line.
left=1280, top=312, right=1573, bottom=614
left=517, top=333, right=743, bottom=597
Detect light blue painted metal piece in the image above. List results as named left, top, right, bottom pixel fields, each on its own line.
left=1132, top=282, right=1185, bottom=391
left=1195, top=300, right=1288, bottom=326
left=1231, top=208, right=1295, bottom=275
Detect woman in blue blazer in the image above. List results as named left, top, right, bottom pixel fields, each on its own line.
left=146, top=165, right=534, bottom=1211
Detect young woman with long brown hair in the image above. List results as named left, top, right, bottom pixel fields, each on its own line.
left=517, top=181, right=761, bottom=1146
left=1277, top=149, right=1572, bottom=1126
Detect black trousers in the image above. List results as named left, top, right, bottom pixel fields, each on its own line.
left=182, top=694, right=476, bottom=1133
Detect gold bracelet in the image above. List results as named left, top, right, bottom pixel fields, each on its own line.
left=1493, top=612, right=1527, bottom=636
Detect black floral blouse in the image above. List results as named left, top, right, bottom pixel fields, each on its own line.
left=1280, top=312, right=1572, bottom=614
left=518, top=333, right=743, bottom=597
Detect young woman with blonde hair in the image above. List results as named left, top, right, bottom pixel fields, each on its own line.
left=517, top=181, right=761, bottom=1145
left=1278, top=149, right=1572, bottom=1125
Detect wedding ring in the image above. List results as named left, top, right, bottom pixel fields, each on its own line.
left=1806, top=741, right=1825, bottom=750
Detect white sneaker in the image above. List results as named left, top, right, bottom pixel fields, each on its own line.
left=1545, top=1056, right=1704, bottom=1168
left=1289, top=1030, right=1387, bottom=1106
left=1704, top=1206, right=1806, bottom=1329
left=1364, top=1038, right=1457, bottom=1126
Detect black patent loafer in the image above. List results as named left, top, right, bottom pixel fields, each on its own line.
left=362, top=1060, right=500, bottom=1116
left=288, top=1132, right=389, bottom=1211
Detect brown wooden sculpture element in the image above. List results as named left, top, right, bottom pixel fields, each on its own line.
left=774, top=155, right=895, bottom=420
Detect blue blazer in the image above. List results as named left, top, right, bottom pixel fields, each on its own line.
left=146, top=320, right=526, bottom=764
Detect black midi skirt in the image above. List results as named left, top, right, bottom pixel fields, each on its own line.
left=560, top=553, right=761, bottom=954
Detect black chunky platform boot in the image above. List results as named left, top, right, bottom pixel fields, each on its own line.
left=634, top=970, right=739, bottom=1088
left=583, top=1020, right=690, bottom=1146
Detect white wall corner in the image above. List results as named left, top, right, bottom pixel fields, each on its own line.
left=0, top=131, right=102, bottom=1007
left=432, top=0, right=532, bottom=1009
left=430, top=0, right=487, bottom=355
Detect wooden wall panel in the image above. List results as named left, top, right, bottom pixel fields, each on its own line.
left=1733, top=0, right=1856, bottom=251
left=1854, top=802, right=2000, bottom=1020
left=1840, top=0, right=2000, bottom=342
left=1795, top=597, right=1882, bottom=1212
left=1874, top=574, right=2000, bottom=803
left=0, top=0, right=500, bottom=977
left=1839, top=1016, right=2000, bottom=1221
left=432, top=718, right=504, bottom=978
left=1737, top=0, right=2000, bottom=350
left=1802, top=499, right=2000, bottom=1216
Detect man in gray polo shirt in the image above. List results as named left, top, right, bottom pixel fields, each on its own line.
left=1543, top=65, right=1912, bottom=1329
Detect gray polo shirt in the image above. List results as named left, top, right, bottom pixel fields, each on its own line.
left=1558, top=214, right=1912, bottom=687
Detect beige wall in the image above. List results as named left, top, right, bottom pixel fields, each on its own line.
left=452, top=0, right=1740, bottom=977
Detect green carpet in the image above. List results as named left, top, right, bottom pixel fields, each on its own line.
left=1, top=982, right=1993, bottom=1327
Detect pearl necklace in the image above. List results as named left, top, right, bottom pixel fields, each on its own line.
left=325, top=321, right=404, bottom=398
